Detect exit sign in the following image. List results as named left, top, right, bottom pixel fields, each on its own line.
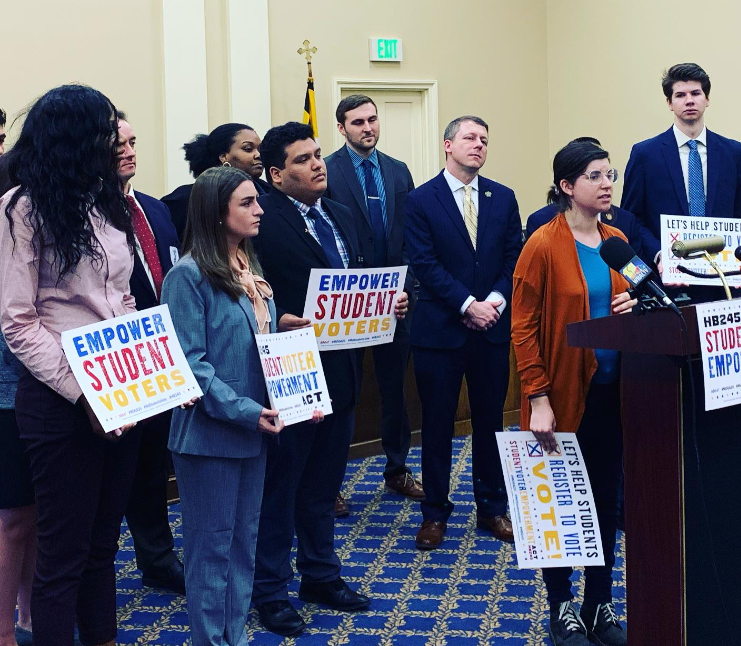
left=369, top=38, right=403, bottom=62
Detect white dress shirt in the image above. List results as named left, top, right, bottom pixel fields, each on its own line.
left=442, top=169, right=506, bottom=315
left=673, top=124, right=708, bottom=202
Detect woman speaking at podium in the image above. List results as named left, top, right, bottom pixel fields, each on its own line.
left=512, top=140, right=634, bottom=646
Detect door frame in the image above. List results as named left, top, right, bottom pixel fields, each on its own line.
left=331, top=79, right=440, bottom=181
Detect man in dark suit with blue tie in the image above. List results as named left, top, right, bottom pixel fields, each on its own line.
left=252, top=123, right=408, bottom=636
left=405, top=116, right=522, bottom=550
left=622, top=63, right=741, bottom=301
left=117, top=115, right=184, bottom=594
left=324, top=95, right=424, bottom=511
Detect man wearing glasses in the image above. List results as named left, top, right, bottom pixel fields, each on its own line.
left=621, top=62, right=741, bottom=301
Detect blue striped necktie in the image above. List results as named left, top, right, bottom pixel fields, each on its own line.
left=307, top=207, right=344, bottom=269
left=687, top=139, right=705, bottom=216
left=362, top=159, right=387, bottom=266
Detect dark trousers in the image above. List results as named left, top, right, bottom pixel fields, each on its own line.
left=253, top=406, right=355, bottom=604
left=364, top=321, right=412, bottom=479
left=542, top=382, right=623, bottom=606
left=413, top=335, right=509, bottom=522
left=125, top=411, right=177, bottom=574
left=15, top=374, right=142, bottom=646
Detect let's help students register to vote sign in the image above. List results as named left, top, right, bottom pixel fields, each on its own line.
left=61, top=305, right=202, bottom=432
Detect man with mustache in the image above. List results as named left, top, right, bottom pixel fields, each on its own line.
left=251, top=122, right=408, bottom=637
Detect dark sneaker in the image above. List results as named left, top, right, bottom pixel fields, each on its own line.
left=580, top=602, right=627, bottom=646
left=549, top=601, right=590, bottom=646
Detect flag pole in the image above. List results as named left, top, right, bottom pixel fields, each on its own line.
left=297, top=39, right=319, bottom=138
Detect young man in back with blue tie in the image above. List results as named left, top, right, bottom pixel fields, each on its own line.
left=621, top=63, right=741, bottom=301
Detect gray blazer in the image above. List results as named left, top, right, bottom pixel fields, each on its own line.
left=162, top=255, right=276, bottom=458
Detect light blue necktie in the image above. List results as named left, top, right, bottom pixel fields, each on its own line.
left=687, top=139, right=705, bottom=216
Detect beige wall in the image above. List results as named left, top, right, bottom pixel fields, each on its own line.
left=546, top=0, right=741, bottom=205
left=267, top=0, right=550, bottom=218
left=4, top=0, right=739, bottom=217
left=4, top=0, right=167, bottom=197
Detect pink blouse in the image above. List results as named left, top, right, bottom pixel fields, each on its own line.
left=0, top=188, right=136, bottom=403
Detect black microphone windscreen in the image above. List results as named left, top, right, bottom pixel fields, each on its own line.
left=735, top=246, right=741, bottom=262
left=599, top=236, right=637, bottom=272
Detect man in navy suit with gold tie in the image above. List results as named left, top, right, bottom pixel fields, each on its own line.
left=405, top=116, right=522, bottom=550
left=622, top=62, right=741, bottom=301
left=117, top=114, right=184, bottom=594
left=325, top=95, right=424, bottom=514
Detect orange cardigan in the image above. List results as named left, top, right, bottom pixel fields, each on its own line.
left=512, top=214, right=629, bottom=433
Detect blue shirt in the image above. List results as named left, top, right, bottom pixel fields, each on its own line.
left=289, top=197, right=349, bottom=268
left=575, top=240, right=619, bottom=384
left=346, top=146, right=388, bottom=227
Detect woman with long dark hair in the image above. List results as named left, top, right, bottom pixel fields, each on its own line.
left=512, top=140, right=634, bottom=646
left=0, top=84, right=140, bottom=646
left=161, top=123, right=268, bottom=238
left=163, top=166, right=318, bottom=645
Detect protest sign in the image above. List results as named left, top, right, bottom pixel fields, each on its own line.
left=695, top=300, right=741, bottom=411
left=258, top=328, right=332, bottom=425
left=302, top=266, right=407, bottom=350
left=61, top=305, right=202, bottom=432
left=660, top=214, right=741, bottom=286
left=496, top=431, right=604, bottom=568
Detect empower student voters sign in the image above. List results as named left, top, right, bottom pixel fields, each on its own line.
left=496, top=431, right=604, bottom=569
left=660, top=214, right=741, bottom=286
left=695, top=300, right=741, bottom=411
left=258, top=328, right=332, bottom=425
left=61, top=305, right=202, bottom=432
left=302, top=266, right=407, bottom=350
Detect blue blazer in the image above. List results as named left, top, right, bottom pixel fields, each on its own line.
left=526, top=203, right=652, bottom=260
left=162, top=255, right=277, bottom=458
left=404, top=170, right=522, bottom=349
left=324, top=145, right=416, bottom=294
left=131, top=190, right=180, bottom=311
left=621, top=126, right=741, bottom=259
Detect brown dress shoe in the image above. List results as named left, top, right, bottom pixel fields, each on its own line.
left=415, top=520, right=446, bottom=550
left=385, top=473, right=426, bottom=500
left=477, top=514, right=514, bottom=543
left=334, top=494, right=349, bottom=518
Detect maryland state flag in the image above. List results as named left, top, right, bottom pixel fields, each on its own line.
left=302, top=77, right=319, bottom=138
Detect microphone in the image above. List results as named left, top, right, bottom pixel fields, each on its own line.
left=670, top=235, right=726, bottom=259
left=600, top=236, right=681, bottom=316
left=735, top=246, right=741, bottom=262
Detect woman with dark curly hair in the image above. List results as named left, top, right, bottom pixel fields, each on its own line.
left=161, top=123, right=268, bottom=238
left=0, top=84, right=140, bottom=646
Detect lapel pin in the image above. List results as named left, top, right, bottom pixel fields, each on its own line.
left=605, top=212, right=613, bottom=221
left=485, top=191, right=492, bottom=198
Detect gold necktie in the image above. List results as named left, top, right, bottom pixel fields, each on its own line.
left=463, top=185, right=478, bottom=249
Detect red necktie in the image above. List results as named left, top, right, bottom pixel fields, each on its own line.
left=126, top=194, right=164, bottom=300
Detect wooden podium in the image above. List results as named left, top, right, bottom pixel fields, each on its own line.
left=568, top=305, right=741, bottom=645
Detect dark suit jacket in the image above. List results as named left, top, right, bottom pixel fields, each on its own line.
left=526, top=203, right=651, bottom=260
left=404, top=171, right=523, bottom=349
left=621, top=126, right=741, bottom=259
left=253, top=189, right=363, bottom=411
left=130, top=191, right=180, bottom=311
left=162, top=177, right=270, bottom=241
left=324, top=146, right=415, bottom=294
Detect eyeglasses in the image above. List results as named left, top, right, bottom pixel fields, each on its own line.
left=581, top=169, right=619, bottom=185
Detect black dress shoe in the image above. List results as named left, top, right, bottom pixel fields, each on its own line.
left=298, top=577, right=371, bottom=611
left=256, top=600, right=306, bottom=637
left=141, top=559, right=186, bottom=595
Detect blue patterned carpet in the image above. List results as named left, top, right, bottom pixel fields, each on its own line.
left=115, top=435, right=625, bottom=645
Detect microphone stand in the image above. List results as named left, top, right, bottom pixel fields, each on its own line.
left=676, top=252, right=733, bottom=300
